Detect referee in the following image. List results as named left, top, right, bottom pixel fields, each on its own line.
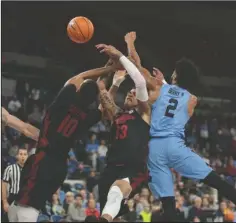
left=1, top=147, right=28, bottom=220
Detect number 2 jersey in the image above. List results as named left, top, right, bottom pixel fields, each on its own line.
left=37, top=84, right=102, bottom=160
left=107, top=109, right=150, bottom=166
left=150, top=84, right=191, bottom=139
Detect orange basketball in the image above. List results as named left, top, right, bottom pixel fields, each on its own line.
left=67, top=16, right=94, bottom=43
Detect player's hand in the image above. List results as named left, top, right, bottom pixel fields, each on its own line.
left=97, top=78, right=106, bottom=90
left=112, top=70, right=126, bottom=86
left=3, top=201, right=9, bottom=212
left=153, top=67, right=165, bottom=85
left=96, top=44, right=123, bottom=60
left=124, top=31, right=136, bottom=43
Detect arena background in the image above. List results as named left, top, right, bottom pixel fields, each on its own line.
left=1, top=1, right=236, bottom=222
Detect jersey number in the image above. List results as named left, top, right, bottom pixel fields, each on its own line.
left=57, top=115, right=78, bottom=137
left=116, top=124, right=128, bottom=140
left=165, top=98, right=178, bottom=118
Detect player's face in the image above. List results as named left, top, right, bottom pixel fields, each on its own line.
left=17, top=149, right=28, bottom=165
left=171, top=70, right=177, bottom=84
left=124, top=89, right=138, bottom=109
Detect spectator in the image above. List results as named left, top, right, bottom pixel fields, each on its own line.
left=85, top=199, right=100, bottom=219
left=28, top=105, right=42, bottom=127
left=63, top=192, right=74, bottom=214
left=87, top=170, right=98, bottom=193
left=202, top=197, right=211, bottom=210
left=176, top=196, right=187, bottom=221
left=188, top=197, right=203, bottom=222
left=8, top=95, right=21, bottom=115
left=215, top=201, right=227, bottom=222
left=66, top=194, right=86, bottom=222
left=226, top=157, right=236, bottom=176
left=80, top=189, right=88, bottom=208
left=140, top=188, right=150, bottom=201
left=135, top=195, right=146, bottom=215
left=123, top=199, right=137, bottom=222
left=139, top=201, right=152, bottom=222
left=51, top=193, right=65, bottom=216
left=86, top=134, right=99, bottom=170
left=150, top=201, right=162, bottom=222
left=97, top=140, right=108, bottom=173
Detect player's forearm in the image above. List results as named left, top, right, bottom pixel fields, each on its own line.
left=126, top=41, right=141, bottom=67
left=99, top=89, right=118, bottom=120
left=119, top=55, right=146, bottom=88
left=108, top=85, right=119, bottom=100
left=25, top=123, right=40, bottom=141
left=1, top=181, right=8, bottom=203
left=74, top=66, right=114, bottom=82
left=7, top=115, right=26, bottom=133
left=65, top=66, right=115, bottom=89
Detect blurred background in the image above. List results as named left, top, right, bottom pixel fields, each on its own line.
left=1, top=1, right=236, bottom=222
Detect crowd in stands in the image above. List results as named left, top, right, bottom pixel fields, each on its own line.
left=2, top=82, right=236, bottom=222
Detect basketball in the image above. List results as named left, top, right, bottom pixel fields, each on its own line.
left=67, top=16, right=94, bottom=43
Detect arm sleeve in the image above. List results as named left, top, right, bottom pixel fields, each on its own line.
left=119, top=56, right=148, bottom=102
left=50, top=84, right=77, bottom=109
left=2, top=166, right=11, bottom=182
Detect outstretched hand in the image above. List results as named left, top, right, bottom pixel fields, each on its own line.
left=124, top=31, right=136, bottom=43
left=153, top=67, right=166, bottom=85
left=96, top=44, right=123, bottom=60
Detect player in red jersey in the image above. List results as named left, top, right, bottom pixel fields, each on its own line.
left=8, top=63, right=117, bottom=222
left=95, top=44, right=151, bottom=222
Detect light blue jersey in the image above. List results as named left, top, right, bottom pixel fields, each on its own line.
left=148, top=84, right=212, bottom=199
left=150, top=84, right=191, bottom=139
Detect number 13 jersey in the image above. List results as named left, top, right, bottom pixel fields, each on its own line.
left=107, top=109, right=150, bottom=166
left=150, top=84, right=191, bottom=139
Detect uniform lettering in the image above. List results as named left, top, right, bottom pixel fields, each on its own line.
left=57, top=114, right=78, bottom=138
left=168, top=88, right=180, bottom=96
left=116, top=124, right=128, bottom=140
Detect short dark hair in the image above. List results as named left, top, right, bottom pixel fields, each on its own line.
left=75, top=194, right=83, bottom=200
left=79, top=79, right=99, bottom=107
left=17, top=147, right=28, bottom=154
left=175, top=58, right=200, bottom=92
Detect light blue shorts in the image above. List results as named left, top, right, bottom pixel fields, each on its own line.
left=148, top=137, right=212, bottom=198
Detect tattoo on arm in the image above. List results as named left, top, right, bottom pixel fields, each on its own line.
left=99, top=89, right=119, bottom=120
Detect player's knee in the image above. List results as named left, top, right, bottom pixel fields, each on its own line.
left=113, top=180, right=132, bottom=198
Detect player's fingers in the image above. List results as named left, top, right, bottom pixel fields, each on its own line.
left=96, top=44, right=107, bottom=49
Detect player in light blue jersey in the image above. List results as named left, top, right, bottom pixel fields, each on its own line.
left=148, top=59, right=236, bottom=221
left=125, top=31, right=236, bottom=222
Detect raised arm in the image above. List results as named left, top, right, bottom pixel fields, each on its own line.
left=97, top=79, right=120, bottom=122
left=108, top=70, right=126, bottom=100
left=65, top=65, right=115, bottom=91
left=125, top=32, right=167, bottom=91
left=96, top=44, right=150, bottom=116
left=2, top=107, right=39, bottom=141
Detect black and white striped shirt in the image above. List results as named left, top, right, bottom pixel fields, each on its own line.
left=2, top=163, right=22, bottom=194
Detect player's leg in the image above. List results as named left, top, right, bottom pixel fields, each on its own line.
left=99, top=166, right=133, bottom=222
left=170, top=138, right=236, bottom=204
left=101, top=178, right=132, bottom=222
left=148, top=138, right=176, bottom=221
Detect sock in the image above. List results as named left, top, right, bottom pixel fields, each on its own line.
left=203, top=171, right=236, bottom=204
left=161, top=196, right=177, bottom=222
left=102, top=186, right=124, bottom=220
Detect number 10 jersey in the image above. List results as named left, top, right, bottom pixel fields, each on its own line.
left=150, top=84, right=191, bottom=139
